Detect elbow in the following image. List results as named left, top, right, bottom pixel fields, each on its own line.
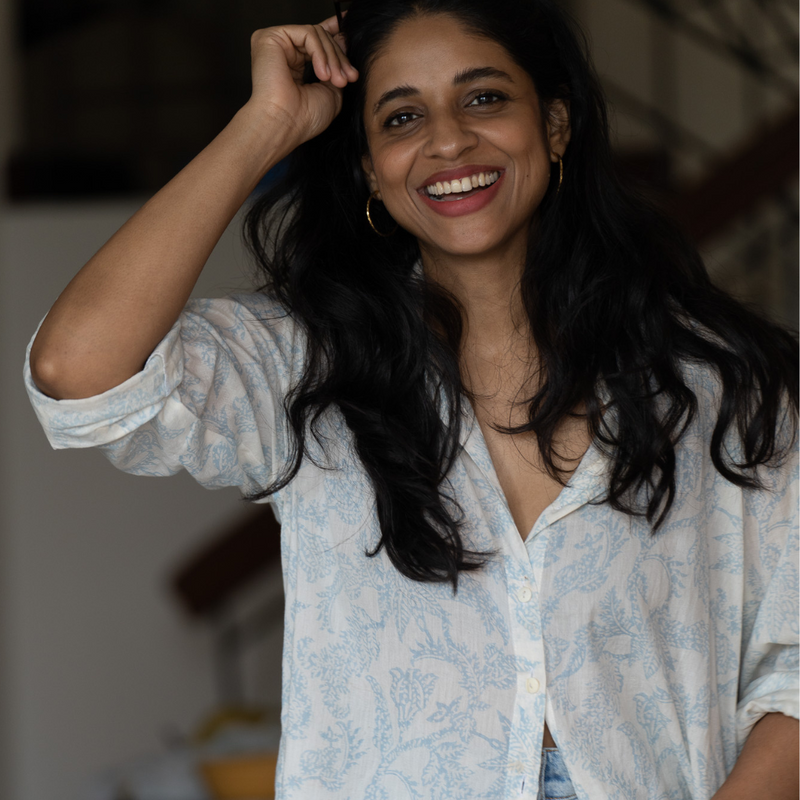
left=29, top=334, right=145, bottom=399
left=29, top=343, right=69, bottom=400
left=29, top=334, right=94, bottom=400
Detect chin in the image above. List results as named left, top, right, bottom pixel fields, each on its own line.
left=431, top=230, right=520, bottom=257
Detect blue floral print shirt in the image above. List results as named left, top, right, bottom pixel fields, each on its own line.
left=25, top=293, right=799, bottom=800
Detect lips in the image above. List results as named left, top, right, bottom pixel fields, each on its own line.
left=416, top=168, right=506, bottom=218
left=416, top=165, right=505, bottom=193
left=424, top=170, right=501, bottom=199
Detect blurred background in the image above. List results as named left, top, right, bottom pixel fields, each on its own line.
left=0, top=0, right=796, bottom=797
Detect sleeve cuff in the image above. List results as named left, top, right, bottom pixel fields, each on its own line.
left=23, top=319, right=185, bottom=450
left=736, top=672, right=799, bottom=750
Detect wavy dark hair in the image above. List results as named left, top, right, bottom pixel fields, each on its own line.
left=245, top=0, right=798, bottom=590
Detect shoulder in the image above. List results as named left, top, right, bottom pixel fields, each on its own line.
left=171, top=292, right=305, bottom=387
left=180, top=292, right=301, bottom=349
left=182, top=292, right=293, bottom=328
left=676, top=356, right=797, bottom=484
left=679, top=356, right=795, bottom=434
left=672, top=358, right=724, bottom=440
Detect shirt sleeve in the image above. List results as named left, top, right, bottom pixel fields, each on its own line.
left=735, top=442, right=800, bottom=750
left=23, top=293, right=303, bottom=496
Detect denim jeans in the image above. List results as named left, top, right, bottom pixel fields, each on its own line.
left=538, top=747, right=577, bottom=800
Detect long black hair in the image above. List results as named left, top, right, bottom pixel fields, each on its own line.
left=245, top=0, right=798, bottom=590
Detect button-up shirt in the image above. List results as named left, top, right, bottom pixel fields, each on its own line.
left=25, top=293, right=799, bottom=800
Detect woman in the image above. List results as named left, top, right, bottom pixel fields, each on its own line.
left=25, top=0, right=798, bottom=798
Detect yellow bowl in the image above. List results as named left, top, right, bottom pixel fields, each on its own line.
left=199, top=751, right=278, bottom=799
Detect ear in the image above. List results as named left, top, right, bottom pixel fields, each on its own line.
left=546, top=99, right=571, bottom=161
left=361, top=152, right=379, bottom=196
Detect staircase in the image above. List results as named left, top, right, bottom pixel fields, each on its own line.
left=583, top=0, right=798, bottom=325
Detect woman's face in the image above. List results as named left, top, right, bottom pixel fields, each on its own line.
left=361, top=13, right=569, bottom=264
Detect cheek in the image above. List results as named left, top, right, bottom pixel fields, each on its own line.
left=371, top=148, right=418, bottom=213
left=514, top=127, right=549, bottom=163
left=372, top=140, right=411, bottom=181
left=513, top=140, right=553, bottom=192
left=374, top=153, right=405, bottom=188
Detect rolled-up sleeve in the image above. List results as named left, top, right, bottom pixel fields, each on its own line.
left=735, top=445, right=799, bottom=750
left=23, top=293, right=302, bottom=496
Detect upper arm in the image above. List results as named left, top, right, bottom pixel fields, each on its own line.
left=25, top=293, right=303, bottom=495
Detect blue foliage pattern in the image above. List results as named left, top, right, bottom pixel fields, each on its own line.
left=25, top=294, right=799, bottom=799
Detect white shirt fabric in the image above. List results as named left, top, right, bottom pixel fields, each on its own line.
left=25, top=293, right=799, bottom=800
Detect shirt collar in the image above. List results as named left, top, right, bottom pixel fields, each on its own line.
left=458, top=398, right=610, bottom=536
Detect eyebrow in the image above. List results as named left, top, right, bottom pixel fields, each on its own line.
left=371, top=66, right=514, bottom=115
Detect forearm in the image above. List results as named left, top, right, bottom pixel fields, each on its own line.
left=711, top=712, right=799, bottom=800
left=30, top=101, right=295, bottom=400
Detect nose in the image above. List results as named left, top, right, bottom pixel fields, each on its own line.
left=422, top=111, right=479, bottom=160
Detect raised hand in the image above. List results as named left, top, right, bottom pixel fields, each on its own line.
left=247, top=16, right=359, bottom=146
left=29, top=17, right=359, bottom=400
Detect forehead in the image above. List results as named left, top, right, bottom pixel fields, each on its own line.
left=364, top=13, right=531, bottom=102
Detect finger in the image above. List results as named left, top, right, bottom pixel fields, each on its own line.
left=329, top=32, right=358, bottom=79
left=318, top=15, right=341, bottom=36
left=268, top=24, right=355, bottom=84
left=301, top=27, right=333, bottom=82
left=308, top=78, right=344, bottom=115
left=254, top=27, right=308, bottom=75
left=314, top=27, right=358, bottom=87
left=314, top=25, right=347, bottom=85
left=317, top=28, right=358, bottom=82
left=317, top=16, right=358, bottom=78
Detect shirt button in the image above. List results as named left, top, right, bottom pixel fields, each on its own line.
left=517, top=586, right=532, bottom=602
left=526, top=677, right=541, bottom=694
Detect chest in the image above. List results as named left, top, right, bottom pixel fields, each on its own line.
left=471, top=396, right=592, bottom=541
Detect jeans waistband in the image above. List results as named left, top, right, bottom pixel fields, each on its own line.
left=540, top=747, right=576, bottom=800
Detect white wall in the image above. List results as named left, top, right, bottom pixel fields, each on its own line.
left=0, top=0, right=22, bottom=795
left=0, top=201, right=276, bottom=800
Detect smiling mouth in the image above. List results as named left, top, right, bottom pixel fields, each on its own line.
left=423, top=170, right=501, bottom=201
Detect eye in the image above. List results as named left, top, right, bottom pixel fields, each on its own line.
left=384, top=110, right=420, bottom=128
left=468, top=91, right=506, bottom=107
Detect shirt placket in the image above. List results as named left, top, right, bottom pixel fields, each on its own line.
left=460, top=412, right=608, bottom=799
left=506, top=553, right=548, bottom=798
left=459, top=416, right=546, bottom=798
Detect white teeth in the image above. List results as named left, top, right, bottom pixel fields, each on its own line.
left=425, top=170, right=500, bottom=196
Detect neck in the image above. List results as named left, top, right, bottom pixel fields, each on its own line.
left=420, top=241, right=530, bottom=354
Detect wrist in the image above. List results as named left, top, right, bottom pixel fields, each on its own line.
left=711, top=714, right=799, bottom=800
left=232, top=100, right=301, bottom=174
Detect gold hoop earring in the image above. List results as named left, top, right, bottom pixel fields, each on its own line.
left=366, top=191, right=397, bottom=237
left=556, top=155, right=563, bottom=195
